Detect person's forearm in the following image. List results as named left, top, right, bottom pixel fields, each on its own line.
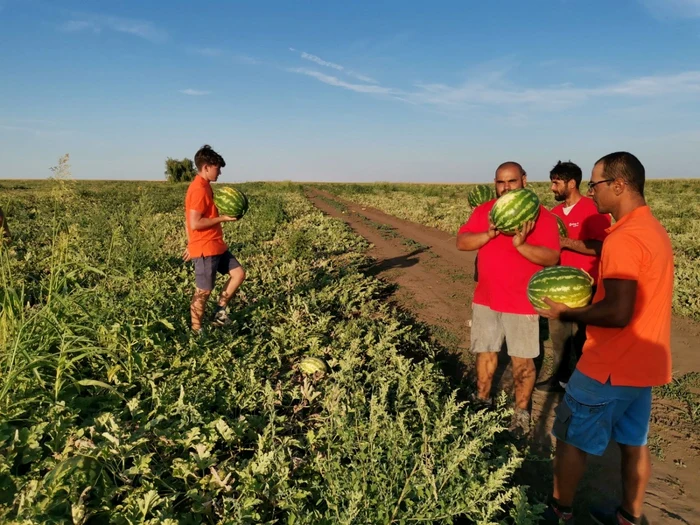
left=515, top=244, right=559, bottom=266
left=562, top=238, right=602, bottom=256
left=562, top=298, right=630, bottom=328
left=456, top=231, right=491, bottom=251
left=191, top=216, right=223, bottom=230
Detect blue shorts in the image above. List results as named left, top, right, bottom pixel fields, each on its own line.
left=551, top=369, right=652, bottom=456
left=192, top=250, right=241, bottom=291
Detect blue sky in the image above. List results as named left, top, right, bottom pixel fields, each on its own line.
left=1, top=0, right=699, bottom=183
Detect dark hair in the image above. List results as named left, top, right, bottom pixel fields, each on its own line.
left=495, top=161, right=526, bottom=177
left=549, top=160, right=582, bottom=189
left=194, top=144, right=226, bottom=171
left=595, top=151, right=645, bottom=196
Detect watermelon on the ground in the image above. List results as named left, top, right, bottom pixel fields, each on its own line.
left=527, top=266, right=594, bottom=309
left=468, top=184, right=495, bottom=208
left=214, top=186, right=249, bottom=219
left=299, top=357, right=328, bottom=375
left=488, top=188, right=540, bottom=235
left=555, top=215, right=568, bottom=237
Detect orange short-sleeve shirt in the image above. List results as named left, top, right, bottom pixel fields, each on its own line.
left=185, top=175, right=228, bottom=258
left=577, top=205, right=674, bottom=387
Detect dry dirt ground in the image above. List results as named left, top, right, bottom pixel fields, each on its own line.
left=306, top=187, right=700, bottom=525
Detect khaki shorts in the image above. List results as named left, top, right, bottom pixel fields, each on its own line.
left=470, top=303, right=540, bottom=358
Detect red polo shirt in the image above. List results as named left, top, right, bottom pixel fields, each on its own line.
left=459, top=200, right=560, bottom=315
left=551, top=196, right=610, bottom=280
left=185, top=175, right=228, bottom=258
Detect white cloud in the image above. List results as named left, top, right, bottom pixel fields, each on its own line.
left=180, top=89, right=211, bottom=96
left=641, top=0, right=700, bottom=18
left=192, top=47, right=223, bottom=57
left=287, top=68, right=400, bottom=96
left=290, top=48, right=379, bottom=84
left=59, top=13, right=167, bottom=43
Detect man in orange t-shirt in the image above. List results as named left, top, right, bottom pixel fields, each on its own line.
left=537, top=152, right=673, bottom=525
left=183, top=145, right=245, bottom=332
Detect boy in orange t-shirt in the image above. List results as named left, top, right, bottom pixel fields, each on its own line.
left=183, top=145, right=245, bottom=332
left=537, top=152, right=673, bottom=525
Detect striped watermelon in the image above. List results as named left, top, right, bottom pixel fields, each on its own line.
left=527, top=266, right=594, bottom=309
left=468, top=184, right=495, bottom=208
left=488, top=188, right=540, bottom=235
left=555, top=215, right=568, bottom=237
left=214, top=186, right=249, bottom=219
left=299, top=357, right=328, bottom=375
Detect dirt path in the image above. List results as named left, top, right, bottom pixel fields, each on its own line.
left=306, top=187, right=699, bottom=525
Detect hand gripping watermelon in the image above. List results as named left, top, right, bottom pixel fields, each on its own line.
left=213, top=186, right=249, bottom=219
left=299, top=357, right=328, bottom=375
left=527, top=266, right=594, bottom=309
left=467, top=184, right=496, bottom=208
left=488, top=188, right=540, bottom=235
left=555, top=215, right=568, bottom=237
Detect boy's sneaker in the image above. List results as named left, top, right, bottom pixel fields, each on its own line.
left=541, top=501, right=575, bottom=524
left=212, top=306, right=232, bottom=327
left=510, top=408, right=531, bottom=434
left=590, top=506, right=644, bottom=525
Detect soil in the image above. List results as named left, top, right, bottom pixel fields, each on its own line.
left=306, top=187, right=700, bottom=525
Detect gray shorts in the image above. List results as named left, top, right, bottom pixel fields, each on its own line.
left=470, top=303, right=540, bottom=358
left=193, top=250, right=241, bottom=291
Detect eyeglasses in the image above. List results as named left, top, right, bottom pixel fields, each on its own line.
left=587, top=178, right=614, bottom=190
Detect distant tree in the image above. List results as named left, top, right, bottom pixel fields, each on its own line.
left=165, top=157, right=197, bottom=182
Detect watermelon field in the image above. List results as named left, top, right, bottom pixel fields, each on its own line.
left=315, top=180, right=700, bottom=321
left=0, top=179, right=545, bottom=523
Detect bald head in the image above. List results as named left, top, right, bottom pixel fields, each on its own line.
left=494, top=161, right=526, bottom=196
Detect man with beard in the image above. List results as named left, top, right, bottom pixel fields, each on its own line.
left=457, top=161, right=560, bottom=433
left=535, top=161, right=611, bottom=393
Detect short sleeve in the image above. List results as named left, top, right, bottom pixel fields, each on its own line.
left=458, top=204, right=487, bottom=235
left=581, top=213, right=611, bottom=242
left=186, top=185, right=207, bottom=214
left=528, top=208, right=560, bottom=251
left=600, top=233, right=643, bottom=280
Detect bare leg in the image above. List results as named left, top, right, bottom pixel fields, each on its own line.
left=511, top=357, right=536, bottom=410
left=620, top=444, right=651, bottom=519
left=217, top=266, right=246, bottom=307
left=191, top=288, right=211, bottom=330
left=476, top=352, right=498, bottom=400
left=553, top=439, right=588, bottom=507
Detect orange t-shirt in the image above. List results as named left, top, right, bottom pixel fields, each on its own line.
left=185, top=175, right=228, bottom=258
left=577, top=205, right=674, bottom=387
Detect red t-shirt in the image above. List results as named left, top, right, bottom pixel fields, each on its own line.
left=185, top=175, right=228, bottom=258
left=551, top=197, right=610, bottom=280
left=459, top=200, right=560, bottom=315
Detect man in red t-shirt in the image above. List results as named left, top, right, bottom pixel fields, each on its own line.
left=535, top=161, right=611, bottom=393
left=183, top=145, right=246, bottom=333
left=457, top=162, right=560, bottom=432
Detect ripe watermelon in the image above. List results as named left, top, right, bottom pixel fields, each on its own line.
left=468, top=184, right=495, bottom=208
left=527, top=266, right=594, bottom=309
left=299, top=357, right=328, bottom=375
left=489, top=188, right=540, bottom=235
left=555, top=215, right=568, bottom=237
left=213, top=186, right=249, bottom=219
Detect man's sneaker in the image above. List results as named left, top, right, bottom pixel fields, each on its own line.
left=590, top=505, right=644, bottom=525
left=535, top=378, right=566, bottom=393
left=510, top=408, right=531, bottom=434
left=541, top=501, right=575, bottom=524
left=212, top=306, right=232, bottom=327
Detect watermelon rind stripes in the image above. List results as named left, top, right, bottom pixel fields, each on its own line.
left=527, top=266, right=594, bottom=309
left=214, top=186, right=249, bottom=219
left=555, top=215, right=568, bottom=237
left=299, top=357, right=328, bottom=375
left=468, top=184, right=495, bottom=208
left=489, top=188, right=540, bottom=235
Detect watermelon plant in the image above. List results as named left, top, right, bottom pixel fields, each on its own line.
left=527, top=265, right=594, bottom=309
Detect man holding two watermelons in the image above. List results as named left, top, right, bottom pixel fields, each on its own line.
left=538, top=152, right=673, bottom=525
left=535, top=161, right=611, bottom=393
left=183, top=145, right=246, bottom=333
left=457, top=162, right=560, bottom=433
